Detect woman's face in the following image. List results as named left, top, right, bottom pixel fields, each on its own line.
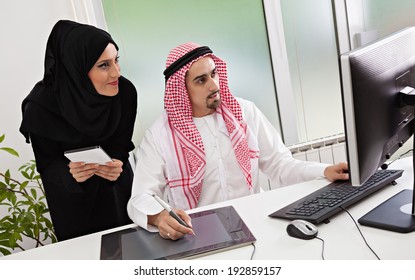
left=88, top=43, right=120, bottom=96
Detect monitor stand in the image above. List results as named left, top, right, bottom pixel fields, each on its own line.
left=358, top=144, right=415, bottom=233
left=358, top=189, right=415, bottom=233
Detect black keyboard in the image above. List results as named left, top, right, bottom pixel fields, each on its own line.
left=268, top=169, right=403, bottom=224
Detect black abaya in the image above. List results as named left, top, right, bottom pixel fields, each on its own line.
left=19, top=20, right=138, bottom=241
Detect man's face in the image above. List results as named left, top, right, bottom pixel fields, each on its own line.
left=185, top=56, right=221, bottom=117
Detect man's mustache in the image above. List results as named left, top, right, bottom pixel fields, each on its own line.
left=208, top=90, right=220, bottom=98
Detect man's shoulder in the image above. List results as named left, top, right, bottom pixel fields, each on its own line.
left=234, top=97, right=257, bottom=112
left=148, top=111, right=169, bottom=131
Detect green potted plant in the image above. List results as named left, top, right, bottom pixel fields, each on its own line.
left=0, top=133, right=56, bottom=256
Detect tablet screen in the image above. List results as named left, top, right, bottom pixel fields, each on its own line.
left=122, top=213, right=232, bottom=260
left=100, top=206, right=256, bottom=260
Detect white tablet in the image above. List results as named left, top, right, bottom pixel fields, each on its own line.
left=64, top=146, right=112, bottom=165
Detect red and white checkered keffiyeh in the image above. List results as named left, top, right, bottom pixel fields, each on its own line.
left=164, top=42, right=257, bottom=209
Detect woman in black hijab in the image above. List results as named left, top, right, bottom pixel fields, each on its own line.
left=20, top=20, right=137, bottom=241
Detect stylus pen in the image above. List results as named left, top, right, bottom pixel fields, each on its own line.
left=152, top=194, right=191, bottom=228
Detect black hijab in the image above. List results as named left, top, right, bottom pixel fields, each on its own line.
left=20, top=20, right=123, bottom=143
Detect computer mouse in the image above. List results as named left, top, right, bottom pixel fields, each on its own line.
left=286, top=219, right=318, bottom=240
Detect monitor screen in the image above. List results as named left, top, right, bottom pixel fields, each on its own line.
left=340, top=26, right=415, bottom=232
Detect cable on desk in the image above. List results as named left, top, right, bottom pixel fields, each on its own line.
left=250, top=242, right=256, bottom=260
left=315, top=237, right=325, bottom=260
left=381, top=149, right=413, bottom=170
left=339, top=206, right=381, bottom=260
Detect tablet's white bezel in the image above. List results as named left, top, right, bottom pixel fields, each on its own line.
left=64, top=146, right=112, bottom=164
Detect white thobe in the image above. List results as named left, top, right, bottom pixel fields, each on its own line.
left=127, top=98, right=328, bottom=231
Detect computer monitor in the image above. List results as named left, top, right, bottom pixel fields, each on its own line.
left=340, top=26, right=415, bottom=233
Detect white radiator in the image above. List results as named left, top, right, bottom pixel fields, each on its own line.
left=288, top=134, right=347, bottom=164
left=261, top=134, right=347, bottom=190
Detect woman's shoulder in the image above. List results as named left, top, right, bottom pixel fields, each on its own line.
left=119, top=76, right=138, bottom=97
left=119, top=76, right=138, bottom=111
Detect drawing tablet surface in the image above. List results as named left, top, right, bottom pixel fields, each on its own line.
left=100, top=205, right=256, bottom=260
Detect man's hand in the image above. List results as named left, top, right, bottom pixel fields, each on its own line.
left=324, top=162, right=349, bottom=182
left=148, top=209, right=195, bottom=240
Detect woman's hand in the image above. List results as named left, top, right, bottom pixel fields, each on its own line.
left=68, top=162, right=99, bottom=182
left=95, top=159, right=123, bottom=181
left=68, top=159, right=123, bottom=182
left=148, top=209, right=194, bottom=240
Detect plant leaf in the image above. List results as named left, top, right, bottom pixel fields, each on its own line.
left=0, top=147, right=19, bottom=157
left=0, top=246, right=12, bottom=256
left=0, top=156, right=57, bottom=254
left=19, top=181, right=29, bottom=191
left=30, top=188, right=37, bottom=200
left=21, top=171, right=31, bottom=180
left=4, top=170, right=10, bottom=185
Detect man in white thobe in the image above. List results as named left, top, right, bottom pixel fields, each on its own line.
left=127, top=42, right=348, bottom=240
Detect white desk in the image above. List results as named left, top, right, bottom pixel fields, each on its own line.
left=2, top=156, right=415, bottom=260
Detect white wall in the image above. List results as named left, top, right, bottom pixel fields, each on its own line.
left=0, top=0, right=105, bottom=253
left=0, top=0, right=103, bottom=174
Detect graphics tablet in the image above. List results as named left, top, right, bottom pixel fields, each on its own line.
left=100, top=205, right=256, bottom=260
